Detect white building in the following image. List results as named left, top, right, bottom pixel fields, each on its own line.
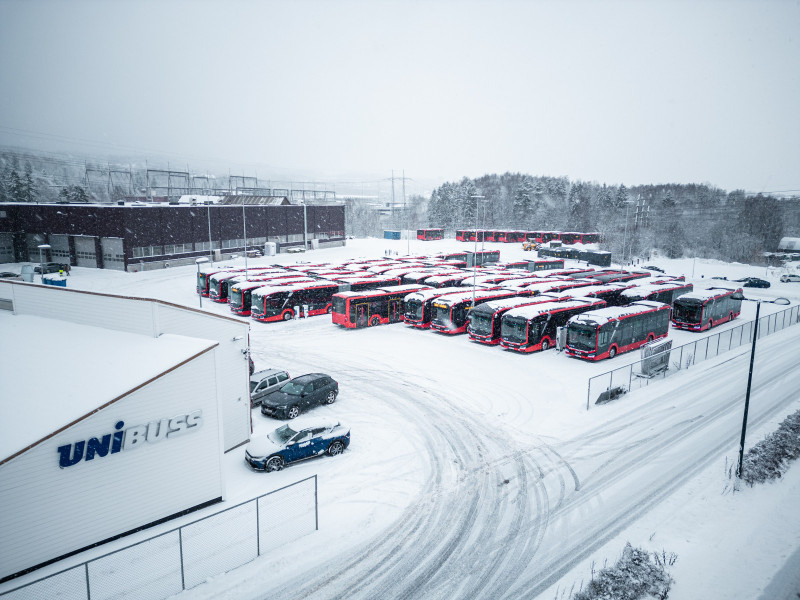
left=0, top=282, right=252, bottom=582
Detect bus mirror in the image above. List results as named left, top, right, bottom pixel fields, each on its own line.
left=773, top=297, right=791, bottom=305
left=732, top=292, right=744, bottom=300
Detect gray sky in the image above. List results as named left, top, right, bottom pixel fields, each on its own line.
left=1, top=0, right=798, bottom=193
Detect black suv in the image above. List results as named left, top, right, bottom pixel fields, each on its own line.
left=260, top=373, right=339, bottom=419
left=34, top=262, right=71, bottom=274
left=735, top=277, right=771, bottom=288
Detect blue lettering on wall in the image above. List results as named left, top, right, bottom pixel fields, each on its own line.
left=58, top=441, right=85, bottom=468
left=56, top=412, right=203, bottom=469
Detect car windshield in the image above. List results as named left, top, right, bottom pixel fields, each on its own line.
left=250, top=381, right=258, bottom=392
left=280, top=380, right=306, bottom=395
left=269, top=424, right=298, bottom=444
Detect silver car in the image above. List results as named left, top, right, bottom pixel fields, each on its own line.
left=250, top=368, right=290, bottom=407
left=780, top=273, right=800, bottom=282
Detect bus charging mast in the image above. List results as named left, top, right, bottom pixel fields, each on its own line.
left=470, top=195, right=485, bottom=312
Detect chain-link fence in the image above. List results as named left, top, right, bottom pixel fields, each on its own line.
left=0, top=475, right=317, bottom=600
left=587, top=304, right=800, bottom=409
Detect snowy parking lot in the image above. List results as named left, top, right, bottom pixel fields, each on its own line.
left=3, top=238, right=800, bottom=600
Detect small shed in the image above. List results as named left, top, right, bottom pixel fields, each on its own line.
left=383, top=230, right=402, bottom=240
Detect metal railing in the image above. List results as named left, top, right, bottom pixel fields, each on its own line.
left=0, top=476, right=317, bottom=600
left=587, top=304, right=800, bottom=409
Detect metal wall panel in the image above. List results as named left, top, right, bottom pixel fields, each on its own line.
left=74, top=236, right=98, bottom=267
left=0, top=351, right=225, bottom=581
left=100, top=237, right=125, bottom=271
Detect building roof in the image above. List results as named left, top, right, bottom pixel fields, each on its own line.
left=0, top=313, right=217, bottom=462
left=218, top=195, right=291, bottom=206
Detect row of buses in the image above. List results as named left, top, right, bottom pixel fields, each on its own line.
left=452, top=230, right=601, bottom=244
left=196, top=255, right=744, bottom=359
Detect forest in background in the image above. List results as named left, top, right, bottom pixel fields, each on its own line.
left=1, top=148, right=797, bottom=266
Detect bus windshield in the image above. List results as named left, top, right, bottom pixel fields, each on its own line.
left=469, top=313, right=494, bottom=336
left=332, top=296, right=347, bottom=314
left=567, top=323, right=597, bottom=350
left=673, top=301, right=702, bottom=323
left=501, top=317, right=527, bottom=343
left=405, top=298, right=424, bottom=320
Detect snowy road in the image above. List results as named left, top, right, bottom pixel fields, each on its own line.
left=235, top=310, right=800, bottom=600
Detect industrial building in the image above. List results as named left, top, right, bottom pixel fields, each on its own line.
left=0, top=199, right=346, bottom=271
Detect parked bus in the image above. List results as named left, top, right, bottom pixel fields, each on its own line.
left=528, top=259, right=566, bottom=272
left=500, top=298, right=607, bottom=352
left=671, top=287, right=743, bottom=331
left=331, top=284, right=431, bottom=328
left=558, top=232, right=601, bottom=245
left=417, top=228, right=445, bottom=241
left=461, top=273, right=533, bottom=287
left=455, top=230, right=469, bottom=242
left=565, top=300, right=671, bottom=360
left=588, top=270, right=651, bottom=284
left=209, top=271, right=249, bottom=302
left=231, top=278, right=317, bottom=316
left=224, top=270, right=300, bottom=301
left=197, top=268, right=240, bottom=297
left=250, top=280, right=342, bottom=322
left=430, top=288, right=525, bottom=334
left=402, top=287, right=466, bottom=328
left=569, top=283, right=639, bottom=307
left=468, top=294, right=568, bottom=345
left=330, top=275, right=401, bottom=291
left=619, top=281, right=694, bottom=307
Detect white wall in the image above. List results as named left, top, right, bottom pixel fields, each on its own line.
left=0, top=350, right=224, bottom=581
left=0, top=282, right=251, bottom=451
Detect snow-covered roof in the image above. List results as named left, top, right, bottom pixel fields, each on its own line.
left=0, top=313, right=217, bottom=461
left=503, top=298, right=603, bottom=320
left=403, top=287, right=464, bottom=302
left=472, top=295, right=563, bottom=314
left=674, top=286, right=742, bottom=302
left=620, top=282, right=693, bottom=299
left=431, top=288, right=515, bottom=307
left=569, top=300, right=670, bottom=327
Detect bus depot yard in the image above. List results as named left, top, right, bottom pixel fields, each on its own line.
left=4, top=237, right=800, bottom=600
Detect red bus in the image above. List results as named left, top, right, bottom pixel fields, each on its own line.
left=526, top=231, right=560, bottom=244
left=250, top=280, right=342, bottom=322
left=500, top=298, right=607, bottom=352
left=417, top=228, right=445, bottom=240
left=455, top=230, right=468, bottom=242
left=565, top=300, right=671, bottom=360
left=671, top=287, right=744, bottom=331
left=331, top=284, right=431, bottom=328
left=402, top=286, right=466, bottom=328
left=329, top=275, right=401, bottom=291
left=467, top=294, right=568, bottom=344
left=430, top=288, right=526, bottom=334
left=588, top=270, right=651, bottom=284
left=223, top=271, right=302, bottom=302
left=208, top=271, right=249, bottom=302
left=619, top=281, right=694, bottom=306
left=197, top=268, right=242, bottom=297
left=401, top=268, right=461, bottom=285
left=229, top=278, right=314, bottom=316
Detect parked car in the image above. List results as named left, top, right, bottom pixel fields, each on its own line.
left=250, top=368, right=291, bottom=407
left=735, top=277, right=771, bottom=288
left=0, top=272, right=22, bottom=280
left=260, top=373, right=339, bottom=419
left=780, top=273, right=800, bottom=283
left=244, top=417, right=350, bottom=472
left=34, top=262, right=71, bottom=274
left=642, top=265, right=665, bottom=273
left=710, top=276, right=728, bottom=280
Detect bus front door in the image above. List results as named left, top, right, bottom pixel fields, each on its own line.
left=356, top=303, right=369, bottom=328
left=389, top=299, right=402, bottom=323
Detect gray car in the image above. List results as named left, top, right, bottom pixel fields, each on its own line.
left=250, top=368, right=291, bottom=407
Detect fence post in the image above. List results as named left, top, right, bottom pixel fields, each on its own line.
left=587, top=378, right=592, bottom=411
left=314, top=475, right=319, bottom=531
left=678, top=345, right=683, bottom=370
left=85, top=563, right=91, bottom=600
left=256, top=498, right=261, bottom=556
left=628, top=365, right=633, bottom=391
left=179, top=529, right=186, bottom=590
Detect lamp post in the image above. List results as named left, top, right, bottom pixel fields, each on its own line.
left=242, top=201, right=248, bottom=278
left=621, top=200, right=634, bottom=265
left=37, top=244, right=51, bottom=283
left=195, top=257, right=209, bottom=308
left=736, top=296, right=790, bottom=480
left=207, top=203, right=214, bottom=264
left=470, top=195, right=485, bottom=312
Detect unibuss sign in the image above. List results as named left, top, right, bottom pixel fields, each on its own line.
left=57, top=411, right=203, bottom=469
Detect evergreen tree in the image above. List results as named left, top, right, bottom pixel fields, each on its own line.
left=8, top=170, right=23, bottom=202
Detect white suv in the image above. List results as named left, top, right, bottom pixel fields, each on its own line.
left=250, top=368, right=291, bottom=407
left=780, top=273, right=800, bottom=282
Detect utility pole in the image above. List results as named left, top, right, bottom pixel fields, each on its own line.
left=403, top=169, right=408, bottom=254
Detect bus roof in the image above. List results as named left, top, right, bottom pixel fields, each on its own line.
left=504, top=298, right=604, bottom=320
left=569, top=283, right=637, bottom=297
left=620, top=282, right=693, bottom=299
left=431, top=288, right=519, bottom=307
left=672, top=286, right=743, bottom=302
left=472, top=294, right=566, bottom=315
left=568, top=300, right=670, bottom=327
left=403, top=287, right=465, bottom=302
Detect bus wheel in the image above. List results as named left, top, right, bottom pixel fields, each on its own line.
left=608, top=346, right=617, bottom=359
left=647, top=334, right=654, bottom=343
left=369, top=316, right=380, bottom=327
left=729, top=312, right=734, bottom=322
left=707, top=319, right=713, bottom=329
left=326, top=305, right=332, bottom=314
left=541, top=339, right=550, bottom=351
left=283, top=310, right=294, bottom=321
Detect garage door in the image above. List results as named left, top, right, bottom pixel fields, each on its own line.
left=100, top=237, right=125, bottom=271
left=74, top=236, right=98, bottom=268
left=0, top=233, right=13, bottom=264
left=49, top=234, right=71, bottom=265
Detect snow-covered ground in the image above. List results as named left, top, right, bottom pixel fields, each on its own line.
left=2, top=238, right=800, bottom=600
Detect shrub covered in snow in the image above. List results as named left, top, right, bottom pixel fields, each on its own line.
left=571, top=543, right=676, bottom=600
left=741, top=409, right=800, bottom=486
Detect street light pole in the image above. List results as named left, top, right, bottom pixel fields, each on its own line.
left=37, top=244, right=51, bottom=283
left=195, top=257, right=209, bottom=308
left=207, top=203, right=214, bottom=264
left=242, top=201, right=248, bottom=278
left=470, top=195, right=485, bottom=313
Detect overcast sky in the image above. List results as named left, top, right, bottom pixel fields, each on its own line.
left=1, top=0, right=798, bottom=194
